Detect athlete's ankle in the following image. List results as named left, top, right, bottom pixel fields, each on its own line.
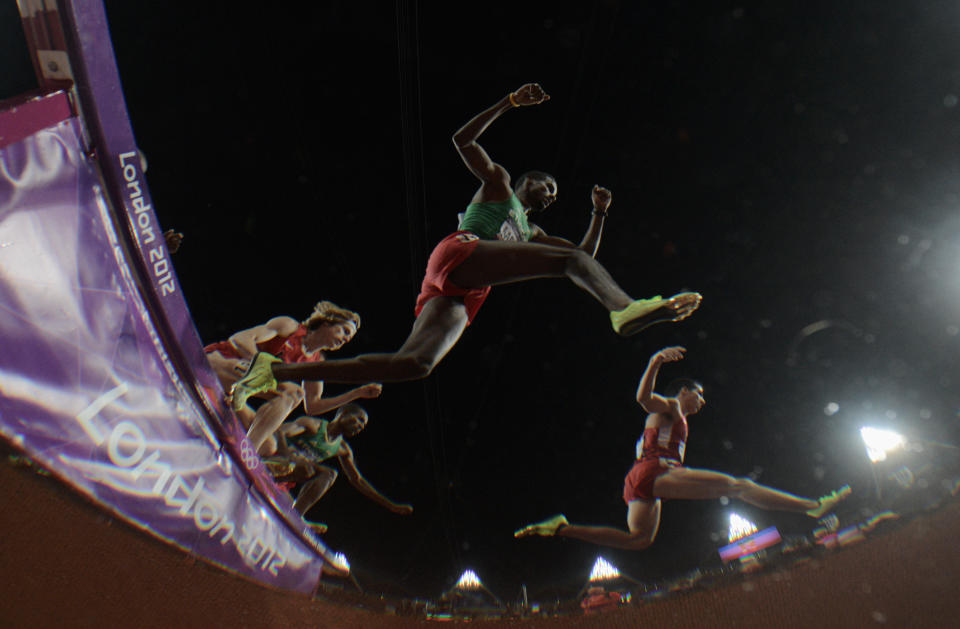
left=610, top=299, right=633, bottom=313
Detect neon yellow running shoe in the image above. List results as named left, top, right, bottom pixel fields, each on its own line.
left=610, top=292, right=702, bottom=337
left=514, top=514, right=568, bottom=538
left=807, top=484, right=852, bottom=518
left=305, top=519, right=328, bottom=534
left=229, top=352, right=280, bottom=411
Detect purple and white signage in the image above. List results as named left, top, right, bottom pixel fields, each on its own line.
left=0, top=0, right=344, bottom=592
left=0, top=106, right=324, bottom=591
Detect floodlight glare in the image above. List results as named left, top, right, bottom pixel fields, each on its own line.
left=728, top=513, right=758, bottom=543
left=588, top=557, right=621, bottom=582
left=455, top=569, right=482, bottom=590
left=860, top=426, right=906, bottom=463
left=332, top=552, right=350, bottom=572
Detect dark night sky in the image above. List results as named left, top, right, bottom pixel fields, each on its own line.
left=9, top=0, right=960, bottom=601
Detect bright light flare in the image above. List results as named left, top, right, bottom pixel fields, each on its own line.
left=332, top=552, right=350, bottom=572
left=588, top=557, right=621, bottom=582
left=455, top=569, right=481, bottom=589
left=860, top=426, right=906, bottom=462
left=728, top=513, right=758, bottom=542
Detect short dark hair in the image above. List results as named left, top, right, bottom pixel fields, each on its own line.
left=664, top=378, right=701, bottom=397
left=335, top=403, right=367, bottom=422
left=513, top=170, right=554, bottom=192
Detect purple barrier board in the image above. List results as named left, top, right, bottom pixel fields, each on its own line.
left=50, top=0, right=317, bottom=526
left=0, top=115, right=324, bottom=592
left=53, top=0, right=340, bottom=568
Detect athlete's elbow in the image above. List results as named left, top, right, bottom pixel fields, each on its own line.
left=625, top=532, right=655, bottom=551
left=575, top=243, right=598, bottom=258
left=303, top=400, right=330, bottom=416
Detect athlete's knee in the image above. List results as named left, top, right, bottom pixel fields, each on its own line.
left=291, top=462, right=313, bottom=480
left=562, top=249, right=594, bottom=277
left=391, top=353, right=439, bottom=379
left=276, top=382, right=305, bottom=405
left=258, top=436, right=278, bottom=457
left=729, top=476, right=756, bottom=497
left=625, top=531, right=656, bottom=551
left=315, top=466, right=338, bottom=485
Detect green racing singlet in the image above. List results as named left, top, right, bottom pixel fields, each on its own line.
left=290, top=419, right=343, bottom=462
left=457, top=194, right=532, bottom=241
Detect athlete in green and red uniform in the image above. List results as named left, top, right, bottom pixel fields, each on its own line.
left=230, top=83, right=702, bottom=407
left=268, top=404, right=413, bottom=534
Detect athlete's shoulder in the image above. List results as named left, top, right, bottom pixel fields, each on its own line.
left=264, top=316, right=300, bottom=335
left=644, top=410, right=672, bottom=427
left=647, top=401, right=682, bottom=425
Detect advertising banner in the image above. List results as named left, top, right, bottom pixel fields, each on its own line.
left=0, top=116, right=324, bottom=592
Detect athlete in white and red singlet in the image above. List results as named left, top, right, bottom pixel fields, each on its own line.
left=206, top=301, right=382, bottom=455
left=515, top=346, right=852, bottom=550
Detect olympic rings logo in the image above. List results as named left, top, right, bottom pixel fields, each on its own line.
left=239, top=439, right=260, bottom=470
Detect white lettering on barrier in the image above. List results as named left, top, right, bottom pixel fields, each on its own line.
left=74, top=383, right=289, bottom=576
left=76, top=382, right=128, bottom=445
left=130, top=450, right=172, bottom=495
left=209, top=512, right=236, bottom=545
left=193, top=498, right=220, bottom=530
left=107, top=420, right=146, bottom=467
left=126, top=178, right=141, bottom=200
left=117, top=152, right=175, bottom=296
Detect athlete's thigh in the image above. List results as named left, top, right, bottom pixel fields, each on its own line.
left=398, top=296, right=469, bottom=358
left=450, top=239, right=572, bottom=288
left=653, top=466, right=738, bottom=500
left=235, top=405, right=256, bottom=429
left=626, top=498, right=661, bottom=537
left=275, top=381, right=304, bottom=400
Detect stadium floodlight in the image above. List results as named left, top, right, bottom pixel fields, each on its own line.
left=455, top=569, right=482, bottom=590
left=588, top=557, right=621, bottom=582
left=860, top=426, right=906, bottom=463
left=331, top=552, right=350, bottom=572
left=728, top=513, right=758, bottom=543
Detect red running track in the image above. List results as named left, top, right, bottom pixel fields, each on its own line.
left=2, top=458, right=958, bottom=628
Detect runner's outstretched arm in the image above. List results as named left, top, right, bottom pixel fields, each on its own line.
left=453, top=83, right=550, bottom=194
left=338, top=443, right=414, bottom=515
left=636, top=346, right=686, bottom=414
left=302, top=382, right=382, bottom=416
left=531, top=184, right=612, bottom=255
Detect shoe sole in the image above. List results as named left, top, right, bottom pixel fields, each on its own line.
left=615, top=293, right=701, bottom=337
left=616, top=304, right=677, bottom=337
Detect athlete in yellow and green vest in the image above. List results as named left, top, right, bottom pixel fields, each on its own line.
left=268, top=404, right=412, bottom=534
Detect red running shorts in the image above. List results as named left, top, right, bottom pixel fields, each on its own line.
left=622, top=457, right=682, bottom=503
left=414, top=231, right=491, bottom=324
